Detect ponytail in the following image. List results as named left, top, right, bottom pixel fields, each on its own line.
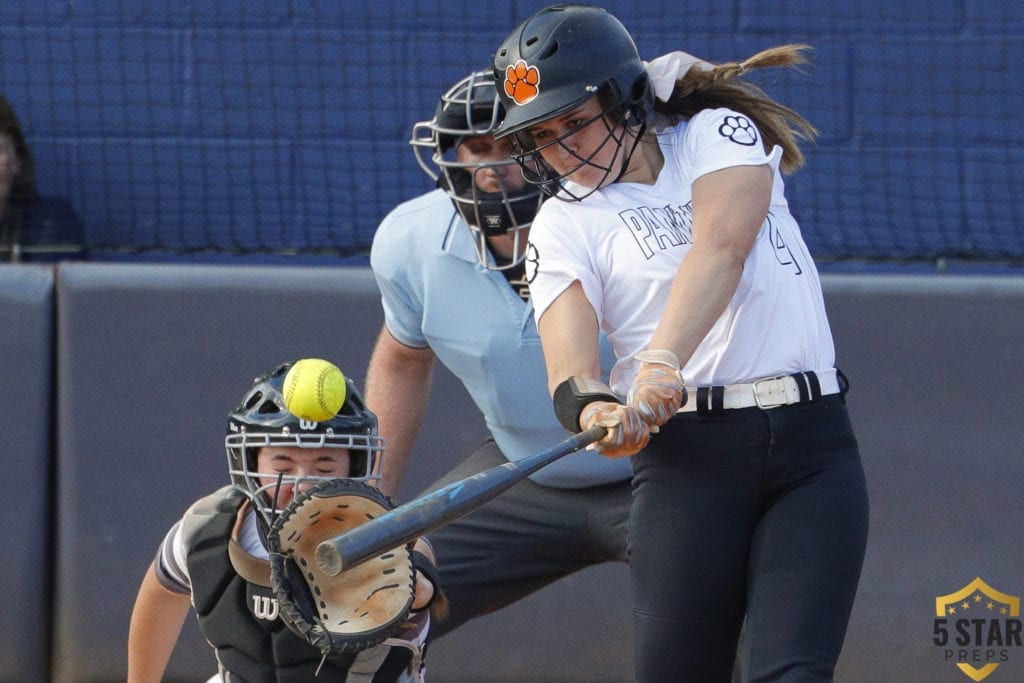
left=653, top=44, right=818, bottom=174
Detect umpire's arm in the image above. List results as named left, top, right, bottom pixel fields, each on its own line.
left=365, top=324, right=436, bottom=499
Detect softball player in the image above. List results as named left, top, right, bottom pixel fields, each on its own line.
left=366, top=70, right=632, bottom=640
left=127, top=362, right=438, bottom=682
left=492, top=5, right=869, bottom=681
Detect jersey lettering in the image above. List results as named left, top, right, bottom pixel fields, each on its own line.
left=621, top=203, right=693, bottom=259
left=766, top=213, right=803, bottom=275
left=508, top=275, right=531, bottom=302
left=252, top=595, right=280, bottom=621
left=619, top=203, right=801, bottom=277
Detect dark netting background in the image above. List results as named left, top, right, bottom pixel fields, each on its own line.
left=1, top=1, right=1021, bottom=265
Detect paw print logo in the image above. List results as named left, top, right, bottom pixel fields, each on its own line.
left=524, top=242, right=541, bottom=284
left=718, top=115, right=758, bottom=146
left=505, top=60, right=541, bottom=105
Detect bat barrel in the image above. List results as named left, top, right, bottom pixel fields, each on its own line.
left=316, top=425, right=607, bottom=575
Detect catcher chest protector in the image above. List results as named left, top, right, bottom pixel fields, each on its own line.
left=185, top=491, right=414, bottom=681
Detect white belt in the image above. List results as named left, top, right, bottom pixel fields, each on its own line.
left=678, top=368, right=840, bottom=413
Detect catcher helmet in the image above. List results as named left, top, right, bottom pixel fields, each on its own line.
left=410, top=69, right=544, bottom=270
left=492, top=4, right=654, bottom=199
left=225, top=361, right=383, bottom=528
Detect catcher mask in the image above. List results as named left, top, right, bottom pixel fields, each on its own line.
left=410, top=69, right=545, bottom=270
left=225, top=362, right=384, bottom=531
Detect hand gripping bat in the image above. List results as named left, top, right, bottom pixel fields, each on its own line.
left=316, top=426, right=607, bottom=576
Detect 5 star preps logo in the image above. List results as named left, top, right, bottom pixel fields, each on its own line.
left=933, top=578, right=1022, bottom=681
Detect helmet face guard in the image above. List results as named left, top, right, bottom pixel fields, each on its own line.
left=225, top=362, right=383, bottom=530
left=508, top=96, right=644, bottom=202
left=410, top=69, right=544, bottom=270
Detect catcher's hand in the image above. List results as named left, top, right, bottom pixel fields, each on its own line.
left=267, top=478, right=419, bottom=656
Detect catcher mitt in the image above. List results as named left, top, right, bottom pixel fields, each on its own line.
left=267, top=478, right=416, bottom=656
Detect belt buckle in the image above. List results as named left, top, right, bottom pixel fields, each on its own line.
left=752, top=376, right=787, bottom=409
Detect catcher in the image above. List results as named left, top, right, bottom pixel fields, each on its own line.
left=127, top=360, right=442, bottom=682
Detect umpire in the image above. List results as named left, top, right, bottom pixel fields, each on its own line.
left=365, top=69, right=630, bottom=641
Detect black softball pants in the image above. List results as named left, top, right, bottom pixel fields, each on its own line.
left=630, top=394, right=869, bottom=682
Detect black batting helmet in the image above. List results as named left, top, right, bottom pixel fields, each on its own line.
left=492, top=4, right=653, bottom=140
left=410, top=70, right=545, bottom=270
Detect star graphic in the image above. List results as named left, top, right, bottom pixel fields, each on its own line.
left=962, top=601, right=970, bottom=610
left=987, top=602, right=995, bottom=610
left=949, top=606, right=957, bottom=615
left=974, top=594, right=983, bottom=603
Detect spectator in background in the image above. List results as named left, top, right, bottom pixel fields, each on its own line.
left=0, top=95, right=84, bottom=262
left=0, top=95, right=36, bottom=259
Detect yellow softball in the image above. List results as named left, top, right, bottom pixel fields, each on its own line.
left=282, top=358, right=347, bottom=422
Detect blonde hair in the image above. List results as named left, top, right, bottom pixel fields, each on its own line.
left=654, top=44, right=818, bottom=174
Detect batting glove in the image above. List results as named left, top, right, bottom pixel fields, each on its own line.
left=627, top=349, right=686, bottom=428
left=580, top=401, right=650, bottom=458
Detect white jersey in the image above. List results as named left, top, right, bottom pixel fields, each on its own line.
left=528, top=108, right=836, bottom=396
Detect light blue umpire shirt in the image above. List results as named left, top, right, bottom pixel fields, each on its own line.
left=371, top=189, right=630, bottom=488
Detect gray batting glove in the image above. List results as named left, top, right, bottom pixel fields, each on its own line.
left=627, top=349, right=686, bottom=427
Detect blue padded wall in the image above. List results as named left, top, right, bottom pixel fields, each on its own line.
left=0, top=265, right=53, bottom=682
